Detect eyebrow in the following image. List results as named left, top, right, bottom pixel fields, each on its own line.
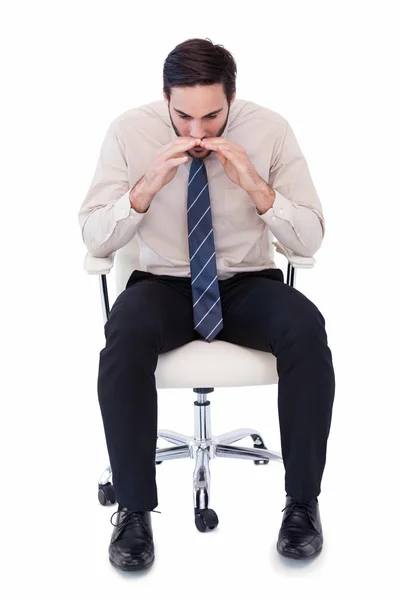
left=173, top=107, right=224, bottom=118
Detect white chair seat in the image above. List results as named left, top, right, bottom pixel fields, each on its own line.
left=156, top=339, right=278, bottom=389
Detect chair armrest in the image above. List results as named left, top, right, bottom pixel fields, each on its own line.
left=82, top=243, right=314, bottom=276
left=83, top=252, right=115, bottom=275
left=273, top=241, right=315, bottom=269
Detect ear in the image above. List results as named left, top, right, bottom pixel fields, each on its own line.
left=163, top=92, right=169, bottom=104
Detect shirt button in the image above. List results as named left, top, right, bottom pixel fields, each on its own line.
left=129, top=215, right=134, bottom=220
left=279, top=208, right=284, bottom=214
left=272, top=216, right=277, bottom=221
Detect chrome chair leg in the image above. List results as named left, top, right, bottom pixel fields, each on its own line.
left=157, top=429, right=192, bottom=446
left=193, top=445, right=211, bottom=511
left=215, top=427, right=265, bottom=445
left=215, top=443, right=283, bottom=462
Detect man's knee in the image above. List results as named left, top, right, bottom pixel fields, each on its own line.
left=277, top=294, right=327, bottom=345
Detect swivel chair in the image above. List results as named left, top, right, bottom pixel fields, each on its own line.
left=84, top=238, right=315, bottom=532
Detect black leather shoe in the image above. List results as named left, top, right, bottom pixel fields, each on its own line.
left=109, top=507, right=155, bottom=571
left=277, top=496, right=323, bottom=559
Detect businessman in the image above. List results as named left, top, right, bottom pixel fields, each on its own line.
left=78, top=37, right=335, bottom=571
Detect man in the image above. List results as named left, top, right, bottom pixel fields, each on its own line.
left=78, top=37, right=335, bottom=570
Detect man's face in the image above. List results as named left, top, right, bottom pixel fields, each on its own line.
left=164, top=83, right=235, bottom=159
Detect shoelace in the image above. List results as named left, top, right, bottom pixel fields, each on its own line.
left=110, top=508, right=161, bottom=540
left=281, top=500, right=318, bottom=530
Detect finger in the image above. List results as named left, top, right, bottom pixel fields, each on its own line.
left=200, top=136, right=227, bottom=143
left=201, top=141, right=242, bottom=160
left=176, top=137, right=202, bottom=147
left=216, top=146, right=245, bottom=168
left=213, top=150, right=227, bottom=165
left=201, top=138, right=243, bottom=153
left=162, top=138, right=202, bottom=159
left=166, top=156, right=189, bottom=168
left=171, top=138, right=202, bottom=152
left=203, top=143, right=235, bottom=158
left=200, top=138, right=227, bottom=147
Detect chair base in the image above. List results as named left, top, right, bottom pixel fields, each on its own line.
left=98, top=389, right=283, bottom=525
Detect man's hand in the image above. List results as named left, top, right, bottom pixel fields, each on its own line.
left=200, top=137, right=276, bottom=213
left=130, top=137, right=202, bottom=212
left=144, top=137, right=203, bottom=195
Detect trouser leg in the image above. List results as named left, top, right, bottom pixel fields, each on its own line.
left=218, top=270, right=336, bottom=502
left=97, top=272, right=196, bottom=510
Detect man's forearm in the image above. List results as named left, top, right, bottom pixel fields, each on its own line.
left=248, top=179, right=276, bottom=215
left=129, top=176, right=154, bottom=213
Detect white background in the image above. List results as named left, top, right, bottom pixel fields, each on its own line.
left=1, top=0, right=399, bottom=597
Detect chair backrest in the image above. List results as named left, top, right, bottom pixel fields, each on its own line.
left=114, top=236, right=141, bottom=296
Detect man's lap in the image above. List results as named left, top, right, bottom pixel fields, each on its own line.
left=111, top=268, right=325, bottom=355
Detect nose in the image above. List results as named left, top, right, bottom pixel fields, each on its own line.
left=189, top=122, right=206, bottom=140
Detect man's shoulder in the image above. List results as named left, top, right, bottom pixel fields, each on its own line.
left=232, top=98, right=288, bottom=128
left=110, top=99, right=169, bottom=133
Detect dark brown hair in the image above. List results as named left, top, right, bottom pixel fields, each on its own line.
left=163, top=38, right=237, bottom=104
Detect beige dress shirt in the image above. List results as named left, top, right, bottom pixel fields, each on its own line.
left=78, top=98, right=325, bottom=280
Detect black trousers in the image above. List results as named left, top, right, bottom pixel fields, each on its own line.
left=98, top=268, right=335, bottom=510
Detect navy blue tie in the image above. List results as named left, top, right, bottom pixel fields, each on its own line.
left=187, top=158, right=223, bottom=342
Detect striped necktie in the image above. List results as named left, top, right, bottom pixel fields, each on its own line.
left=187, top=157, right=223, bottom=342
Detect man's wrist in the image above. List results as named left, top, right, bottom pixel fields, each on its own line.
left=249, top=179, right=276, bottom=215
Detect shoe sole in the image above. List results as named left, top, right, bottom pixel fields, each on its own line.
left=109, top=556, right=155, bottom=572
left=276, top=544, right=323, bottom=560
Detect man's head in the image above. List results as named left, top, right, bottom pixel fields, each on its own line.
left=163, top=38, right=237, bottom=159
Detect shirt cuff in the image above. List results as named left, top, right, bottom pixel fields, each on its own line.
left=256, top=190, right=294, bottom=226
left=114, top=190, right=147, bottom=226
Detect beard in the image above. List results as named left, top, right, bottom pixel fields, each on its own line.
left=168, top=104, right=230, bottom=159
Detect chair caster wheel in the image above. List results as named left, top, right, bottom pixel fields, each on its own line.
left=194, top=508, right=219, bottom=532
left=253, top=438, right=270, bottom=465
left=155, top=447, right=163, bottom=465
left=98, top=482, right=116, bottom=506
left=155, top=441, right=163, bottom=465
